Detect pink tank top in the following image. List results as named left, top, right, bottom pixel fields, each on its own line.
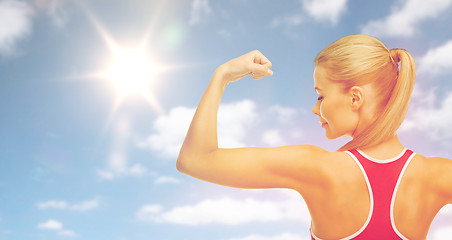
left=311, top=148, right=416, bottom=240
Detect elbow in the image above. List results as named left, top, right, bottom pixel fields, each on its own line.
left=176, top=151, right=194, bottom=175
left=176, top=155, right=187, bottom=174
left=176, top=150, right=208, bottom=175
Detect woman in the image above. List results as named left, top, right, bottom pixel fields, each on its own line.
left=176, top=34, right=452, bottom=240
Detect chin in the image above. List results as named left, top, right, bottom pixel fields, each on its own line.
left=324, top=132, right=337, bottom=140
left=325, top=134, right=338, bottom=140
left=324, top=130, right=348, bottom=140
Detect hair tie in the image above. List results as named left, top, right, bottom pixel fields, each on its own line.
left=389, top=48, right=400, bottom=64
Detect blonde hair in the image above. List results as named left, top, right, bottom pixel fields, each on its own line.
left=314, top=35, right=416, bottom=151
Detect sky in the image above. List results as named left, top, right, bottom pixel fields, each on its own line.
left=1, top=0, right=452, bottom=239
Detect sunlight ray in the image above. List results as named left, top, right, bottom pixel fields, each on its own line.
left=84, top=13, right=165, bottom=115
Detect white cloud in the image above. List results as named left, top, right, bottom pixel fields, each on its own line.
left=136, top=205, right=163, bottom=220
left=36, top=198, right=99, bottom=211
left=97, top=117, right=149, bottom=180
left=217, top=100, right=257, bottom=148
left=417, top=40, right=452, bottom=75
left=270, top=13, right=304, bottom=38
left=269, top=105, right=298, bottom=123
left=361, top=0, right=452, bottom=37
left=36, top=200, right=68, bottom=209
left=260, top=105, right=304, bottom=145
left=271, top=14, right=303, bottom=28
left=262, top=129, right=286, bottom=146
left=437, top=204, right=452, bottom=216
left=154, top=176, right=180, bottom=185
left=226, top=233, right=307, bottom=240
left=97, top=163, right=148, bottom=180
left=143, top=100, right=257, bottom=158
left=302, top=0, right=348, bottom=24
left=401, top=91, right=452, bottom=143
left=34, top=0, right=70, bottom=28
left=428, top=205, right=452, bottom=240
left=430, top=226, right=452, bottom=240
left=218, top=29, right=232, bottom=40
left=143, top=106, right=195, bottom=158
left=38, top=219, right=62, bottom=230
left=0, top=0, right=34, bottom=56
left=37, top=219, right=76, bottom=237
left=189, top=0, right=211, bottom=25
left=97, top=169, right=115, bottom=180
left=97, top=118, right=131, bottom=180
left=58, top=229, right=77, bottom=237
left=128, top=163, right=147, bottom=176
left=136, top=192, right=309, bottom=225
left=69, top=199, right=99, bottom=211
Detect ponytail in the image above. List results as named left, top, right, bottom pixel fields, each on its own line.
left=314, top=35, right=416, bottom=151
left=338, top=48, right=415, bottom=151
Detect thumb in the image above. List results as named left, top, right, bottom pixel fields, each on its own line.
left=251, top=63, right=273, bottom=76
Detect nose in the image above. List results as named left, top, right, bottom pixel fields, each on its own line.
left=312, top=101, right=320, bottom=116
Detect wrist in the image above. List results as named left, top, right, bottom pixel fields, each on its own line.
left=213, top=64, right=230, bottom=88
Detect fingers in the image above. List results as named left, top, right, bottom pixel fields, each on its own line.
left=247, top=50, right=273, bottom=80
left=249, top=63, right=273, bottom=80
left=249, top=69, right=273, bottom=80
left=248, top=50, right=272, bottom=67
left=249, top=71, right=272, bottom=80
left=222, top=50, right=273, bottom=82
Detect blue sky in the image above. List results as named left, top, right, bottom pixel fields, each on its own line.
left=1, top=0, right=452, bottom=239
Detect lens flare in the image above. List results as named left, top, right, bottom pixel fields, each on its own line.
left=103, top=47, right=160, bottom=107
left=82, top=11, right=169, bottom=115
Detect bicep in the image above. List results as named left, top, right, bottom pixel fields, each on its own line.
left=177, top=144, right=331, bottom=190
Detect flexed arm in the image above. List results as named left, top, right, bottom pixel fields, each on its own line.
left=177, top=50, right=273, bottom=161
left=177, top=51, right=331, bottom=190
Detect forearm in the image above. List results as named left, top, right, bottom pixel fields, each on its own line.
left=177, top=67, right=229, bottom=169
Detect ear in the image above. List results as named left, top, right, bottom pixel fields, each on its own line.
left=349, top=86, right=364, bottom=110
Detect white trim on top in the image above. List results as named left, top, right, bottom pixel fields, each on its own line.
left=357, top=148, right=408, bottom=164
left=311, top=151, right=374, bottom=240
left=390, top=151, right=416, bottom=240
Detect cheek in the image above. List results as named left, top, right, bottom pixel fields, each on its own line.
left=318, top=102, right=330, bottom=120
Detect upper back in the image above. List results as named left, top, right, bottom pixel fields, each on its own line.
left=307, top=150, right=451, bottom=240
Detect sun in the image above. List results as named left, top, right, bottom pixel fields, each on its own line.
left=104, top=47, right=159, bottom=104
left=87, top=15, right=165, bottom=113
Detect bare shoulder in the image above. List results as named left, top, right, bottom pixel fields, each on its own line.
left=412, top=153, right=452, bottom=204
left=250, top=144, right=335, bottom=180
left=275, top=145, right=343, bottom=174
left=414, top=153, right=452, bottom=175
left=274, top=144, right=331, bottom=161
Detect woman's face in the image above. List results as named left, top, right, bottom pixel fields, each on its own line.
left=311, top=66, right=359, bottom=139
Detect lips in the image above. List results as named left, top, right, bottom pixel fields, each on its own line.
left=319, top=118, right=327, bottom=127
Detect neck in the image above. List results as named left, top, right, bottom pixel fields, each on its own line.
left=359, top=134, right=405, bottom=159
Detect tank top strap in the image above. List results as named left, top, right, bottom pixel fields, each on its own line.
left=311, top=149, right=416, bottom=240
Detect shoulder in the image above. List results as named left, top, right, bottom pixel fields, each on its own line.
left=258, top=144, right=332, bottom=166
left=261, top=144, right=344, bottom=185
left=277, top=144, right=345, bottom=169
left=424, top=155, right=452, bottom=184
left=412, top=153, right=452, bottom=176
left=275, top=145, right=352, bottom=185
left=411, top=153, right=452, bottom=204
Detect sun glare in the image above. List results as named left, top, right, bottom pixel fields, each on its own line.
left=105, top=49, right=157, bottom=99
left=86, top=13, right=168, bottom=114
left=98, top=46, right=162, bottom=113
